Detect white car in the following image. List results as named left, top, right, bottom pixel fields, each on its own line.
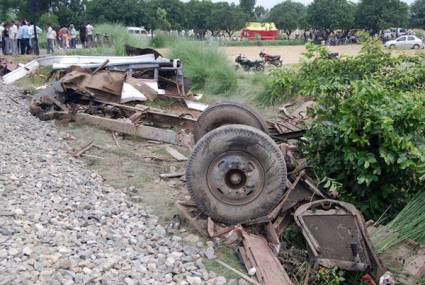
left=384, top=35, right=424, bottom=49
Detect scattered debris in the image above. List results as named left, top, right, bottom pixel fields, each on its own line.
left=165, top=146, right=187, bottom=161
left=214, top=259, right=261, bottom=285
left=240, top=230, right=293, bottom=285
left=111, top=132, right=120, bottom=147
left=0, top=58, right=18, bottom=76
left=3, top=59, right=40, bottom=84
left=159, top=171, right=185, bottom=179
left=180, top=101, right=388, bottom=284
left=72, top=141, right=95, bottom=158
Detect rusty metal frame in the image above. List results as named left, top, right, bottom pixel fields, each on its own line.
left=294, top=199, right=386, bottom=276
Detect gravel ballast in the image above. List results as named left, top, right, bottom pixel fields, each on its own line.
left=0, top=83, right=224, bottom=285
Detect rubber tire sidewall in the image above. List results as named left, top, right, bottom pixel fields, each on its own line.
left=194, top=101, right=269, bottom=142
left=186, top=124, right=287, bottom=224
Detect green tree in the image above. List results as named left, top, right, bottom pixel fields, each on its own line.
left=184, top=0, right=214, bottom=38
left=155, top=0, right=187, bottom=29
left=86, top=0, right=153, bottom=27
left=410, top=0, right=425, bottom=29
left=355, top=0, right=408, bottom=32
left=50, top=0, right=87, bottom=26
left=269, top=0, right=306, bottom=37
left=307, top=0, right=355, bottom=35
left=240, top=0, right=256, bottom=19
left=155, top=7, right=171, bottom=30
left=254, top=6, right=268, bottom=22
left=39, top=12, right=59, bottom=28
left=207, top=2, right=246, bottom=37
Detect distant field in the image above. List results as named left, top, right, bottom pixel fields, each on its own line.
left=220, top=44, right=424, bottom=65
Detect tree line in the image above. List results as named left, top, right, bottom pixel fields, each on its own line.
left=2, top=0, right=425, bottom=37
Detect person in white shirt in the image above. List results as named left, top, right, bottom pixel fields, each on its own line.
left=86, top=23, right=93, bottom=48
left=28, top=22, right=42, bottom=53
left=8, top=22, right=18, bottom=55
left=46, top=25, right=56, bottom=54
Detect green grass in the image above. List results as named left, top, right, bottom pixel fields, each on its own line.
left=204, top=246, right=245, bottom=280
left=170, top=40, right=238, bottom=94
left=14, top=66, right=52, bottom=92
left=222, top=39, right=306, bottom=47
left=149, top=31, right=177, bottom=48
left=66, top=23, right=147, bottom=56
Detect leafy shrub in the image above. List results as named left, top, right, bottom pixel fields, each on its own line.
left=170, top=40, right=237, bottom=94
left=305, top=81, right=425, bottom=218
left=312, top=267, right=345, bottom=285
left=263, top=35, right=425, bottom=219
left=259, top=68, right=300, bottom=105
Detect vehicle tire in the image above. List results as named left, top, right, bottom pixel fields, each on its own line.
left=186, top=124, right=287, bottom=224
left=194, top=101, right=269, bottom=142
left=413, top=44, right=420, bottom=49
left=256, top=64, right=265, bottom=72
left=390, top=44, right=395, bottom=49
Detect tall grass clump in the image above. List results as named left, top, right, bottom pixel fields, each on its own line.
left=372, top=191, right=425, bottom=252
left=149, top=31, right=177, bottom=48
left=170, top=40, right=237, bottom=94
left=66, top=23, right=147, bottom=56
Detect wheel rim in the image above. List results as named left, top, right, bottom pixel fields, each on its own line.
left=206, top=151, right=265, bottom=206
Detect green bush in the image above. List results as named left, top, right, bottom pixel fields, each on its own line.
left=170, top=40, right=237, bottom=94
left=259, top=68, right=300, bottom=105
left=262, top=35, right=425, bottom=219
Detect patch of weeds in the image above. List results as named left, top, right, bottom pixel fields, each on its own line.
left=170, top=40, right=238, bottom=94
left=204, top=246, right=245, bottom=280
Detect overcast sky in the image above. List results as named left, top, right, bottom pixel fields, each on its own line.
left=195, top=0, right=416, bottom=9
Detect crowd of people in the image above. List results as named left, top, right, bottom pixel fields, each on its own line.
left=1, top=21, right=42, bottom=55
left=1, top=21, right=94, bottom=55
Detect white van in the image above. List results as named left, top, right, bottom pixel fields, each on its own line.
left=127, top=27, right=150, bottom=37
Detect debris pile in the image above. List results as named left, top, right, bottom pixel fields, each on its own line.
left=22, top=51, right=205, bottom=145
left=180, top=102, right=389, bottom=285
left=0, top=57, right=18, bottom=76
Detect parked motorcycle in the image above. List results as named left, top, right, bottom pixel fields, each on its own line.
left=235, top=55, right=265, bottom=72
left=259, top=50, right=283, bottom=67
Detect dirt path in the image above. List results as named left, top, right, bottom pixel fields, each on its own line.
left=221, top=44, right=423, bottom=65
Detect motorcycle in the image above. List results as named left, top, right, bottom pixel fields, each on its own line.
left=259, top=50, right=283, bottom=67
left=235, top=55, right=265, bottom=72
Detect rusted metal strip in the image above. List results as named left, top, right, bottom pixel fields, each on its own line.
left=72, top=113, right=178, bottom=144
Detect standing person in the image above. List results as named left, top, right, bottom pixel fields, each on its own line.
left=86, top=23, right=93, bottom=48
left=46, top=24, right=55, bottom=54
left=9, top=21, right=18, bottom=55
left=1, top=22, right=9, bottom=55
left=57, top=27, right=64, bottom=49
left=69, top=24, right=77, bottom=49
left=20, top=21, right=30, bottom=54
left=79, top=23, right=86, bottom=48
left=28, top=22, right=42, bottom=54
left=16, top=22, right=21, bottom=54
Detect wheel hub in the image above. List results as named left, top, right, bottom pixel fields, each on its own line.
left=207, top=151, right=265, bottom=206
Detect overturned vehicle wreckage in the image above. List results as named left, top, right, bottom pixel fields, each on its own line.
left=183, top=102, right=387, bottom=285
left=30, top=53, right=199, bottom=145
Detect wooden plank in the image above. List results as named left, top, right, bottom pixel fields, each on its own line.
left=159, top=172, right=185, bottom=179
left=165, top=146, right=187, bottom=161
left=242, top=231, right=293, bottom=285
